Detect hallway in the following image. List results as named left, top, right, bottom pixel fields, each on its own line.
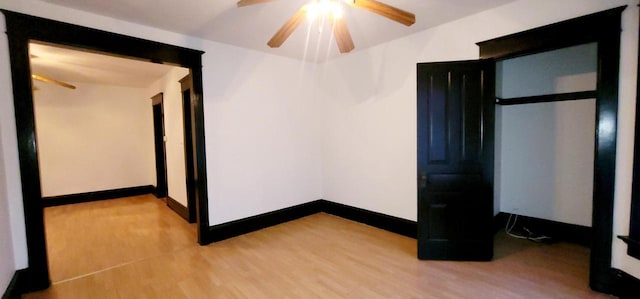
left=44, top=195, right=195, bottom=283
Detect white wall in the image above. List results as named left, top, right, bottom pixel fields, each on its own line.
left=203, top=42, right=322, bottom=224
left=34, top=82, right=155, bottom=196
left=146, top=67, right=190, bottom=206
left=320, top=0, right=639, bottom=278
left=495, top=44, right=597, bottom=226
left=496, top=43, right=598, bottom=98
left=497, top=100, right=596, bottom=226
left=0, top=122, right=16, bottom=297
left=0, top=12, right=28, bottom=271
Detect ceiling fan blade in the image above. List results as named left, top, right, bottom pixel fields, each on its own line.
left=32, top=74, right=76, bottom=90
left=237, top=0, right=278, bottom=7
left=267, top=7, right=307, bottom=48
left=348, top=0, right=415, bottom=26
left=332, top=18, right=355, bottom=53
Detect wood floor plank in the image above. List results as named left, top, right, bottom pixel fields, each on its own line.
left=25, top=196, right=613, bottom=298
left=44, top=194, right=196, bottom=283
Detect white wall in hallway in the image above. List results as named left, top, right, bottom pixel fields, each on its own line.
left=146, top=67, right=190, bottom=207
left=0, top=121, right=16, bottom=295
left=34, top=82, right=155, bottom=197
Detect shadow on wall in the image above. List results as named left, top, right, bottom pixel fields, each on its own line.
left=318, top=27, right=434, bottom=104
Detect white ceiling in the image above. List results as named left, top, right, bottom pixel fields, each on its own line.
left=29, top=43, right=182, bottom=88
left=29, top=0, right=516, bottom=86
left=39, top=0, right=516, bottom=62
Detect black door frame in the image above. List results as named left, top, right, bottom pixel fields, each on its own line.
left=180, top=73, right=197, bottom=223
left=477, top=6, right=624, bottom=293
left=2, top=10, right=210, bottom=292
left=151, top=93, right=169, bottom=198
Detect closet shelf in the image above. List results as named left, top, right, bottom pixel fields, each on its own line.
left=496, top=90, right=597, bottom=105
left=618, top=235, right=640, bottom=260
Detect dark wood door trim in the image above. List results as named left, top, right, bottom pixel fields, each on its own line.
left=151, top=93, right=168, bottom=198
left=1, top=9, right=210, bottom=292
left=478, top=6, right=625, bottom=293
left=180, top=73, right=196, bottom=223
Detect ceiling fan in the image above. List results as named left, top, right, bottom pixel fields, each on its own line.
left=237, top=0, right=415, bottom=53
left=31, top=74, right=76, bottom=90
left=29, top=54, right=76, bottom=90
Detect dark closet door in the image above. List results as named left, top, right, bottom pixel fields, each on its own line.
left=417, top=60, right=495, bottom=261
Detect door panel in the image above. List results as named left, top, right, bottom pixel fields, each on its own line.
left=417, top=60, right=495, bottom=261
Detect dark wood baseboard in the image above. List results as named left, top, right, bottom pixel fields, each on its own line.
left=166, top=196, right=192, bottom=223
left=202, top=199, right=417, bottom=244
left=610, top=268, right=640, bottom=299
left=42, top=185, right=155, bottom=207
left=320, top=200, right=417, bottom=238
left=2, top=269, right=29, bottom=299
left=494, top=212, right=592, bottom=246
left=204, top=200, right=324, bottom=243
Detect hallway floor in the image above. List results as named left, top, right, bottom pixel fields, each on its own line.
left=25, top=195, right=612, bottom=298
left=44, top=194, right=196, bottom=283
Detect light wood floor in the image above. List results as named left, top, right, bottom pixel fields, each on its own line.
left=43, top=195, right=196, bottom=283
left=25, top=195, right=613, bottom=298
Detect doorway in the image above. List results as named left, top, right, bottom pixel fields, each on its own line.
left=2, top=10, right=210, bottom=291
left=495, top=43, right=597, bottom=236
left=180, top=74, right=197, bottom=223
left=479, top=8, right=622, bottom=292
left=417, top=6, right=624, bottom=294
left=152, top=93, right=169, bottom=198
left=29, top=41, right=199, bottom=282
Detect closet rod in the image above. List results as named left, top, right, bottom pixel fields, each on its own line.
left=496, top=90, right=597, bottom=105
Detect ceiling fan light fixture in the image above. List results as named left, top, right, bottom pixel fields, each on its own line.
left=332, top=6, right=344, bottom=19
left=238, top=0, right=415, bottom=53
left=306, top=0, right=344, bottom=21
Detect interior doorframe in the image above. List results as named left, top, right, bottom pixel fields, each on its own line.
left=477, top=6, right=625, bottom=293
left=2, top=10, right=210, bottom=292
left=151, top=93, right=169, bottom=198
left=179, top=73, right=197, bottom=223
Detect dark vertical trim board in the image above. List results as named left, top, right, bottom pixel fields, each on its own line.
left=478, top=6, right=624, bottom=294
left=42, top=185, right=155, bottom=207
left=1, top=9, right=209, bottom=292
left=179, top=73, right=197, bottom=223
